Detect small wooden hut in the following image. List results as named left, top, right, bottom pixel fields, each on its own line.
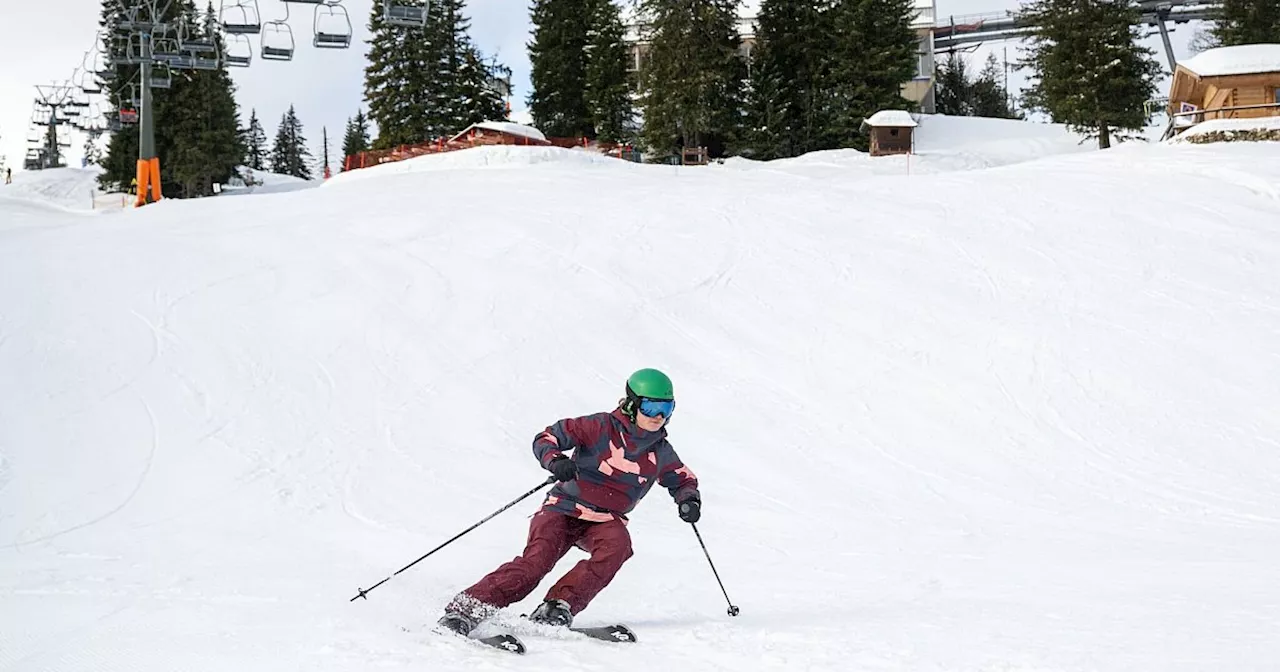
left=861, top=110, right=917, bottom=157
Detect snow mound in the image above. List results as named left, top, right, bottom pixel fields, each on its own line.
left=0, top=166, right=122, bottom=212
left=720, top=114, right=1094, bottom=178
left=326, top=145, right=634, bottom=186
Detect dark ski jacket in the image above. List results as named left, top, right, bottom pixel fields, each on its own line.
left=532, top=409, right=699, bottom=523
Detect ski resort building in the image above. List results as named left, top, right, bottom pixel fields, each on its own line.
left=623, top=0, right=938, bottom=113
left=1166, top=43, right=1280, bottom=137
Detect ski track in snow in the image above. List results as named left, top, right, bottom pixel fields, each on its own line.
left=3, top=135, right=1280, bottom=671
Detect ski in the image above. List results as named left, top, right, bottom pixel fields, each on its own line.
left=471, top=633, right=527, bottom=654
left=570, top=624, right=638, bottom=643
left=423, top=625, right=527, bottom=655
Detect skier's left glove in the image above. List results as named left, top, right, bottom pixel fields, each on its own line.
left=678, top=498, right=701, bottom=523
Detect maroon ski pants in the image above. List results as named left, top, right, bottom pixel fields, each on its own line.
left=451, top=509, right=633, bottom=617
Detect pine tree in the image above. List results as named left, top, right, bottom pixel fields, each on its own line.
left=364, top=0, right=506, bottom=148
left=166, top=2, right=244, bottom=198
left=936, top=53, right=1018, bottom=118
left=98, top=0, right=146, bottom=191
left=971, top=54, right=1018, bottom=119
left=242, top=109, right=268, bottom=170
left=584, top=0, right=635, bottom=143
left=639, top=0, right=747, bottom=159
left=1018, top=0, right=1161, bottom=149
left=365, top=0, right=429, bottom=148
left=320, top=126, right=332, bottom=178
left=341, top=110, right=372, bottom=167
left=825, top=0, right=920, bottom=150
left=271, top=105, right=313, bottom=179
left=934, top=52, right=974, bottom=116
left=98, top=0, right=242, bottom=197
left=1212, top=0, right=1280, bottom=46
left=435, top=0, right=507, bottom=133
left=747, top=0, right=837, bottom=159
left=528, top=0, right=593, bottom=137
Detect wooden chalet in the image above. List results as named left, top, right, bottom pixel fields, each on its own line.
left=1167, top=43, right=1280, bottom=133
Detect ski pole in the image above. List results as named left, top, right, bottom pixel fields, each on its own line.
left=350, top=475, right=556, bottom=602
left=691, top=523, right=740, bottom=616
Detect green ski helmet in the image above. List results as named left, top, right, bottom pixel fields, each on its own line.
left=621, top=368, right=676, bottom=422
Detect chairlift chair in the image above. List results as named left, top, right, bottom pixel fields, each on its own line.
left=177, top=18, right=217, bottom=53
left=113, top=34, right=144, bottom=65
left=384, top=1, right=428, bottom=27
left=119, top=109, right=139, bottom=124
left=314, top=3, right=353, bottom=49
left=220, top=0, right=262, bottom=35
left=152, top=36, right=182, bottom=61
left=260, top=21, right=295, bottom=61
left=151, top=63, right=173, bottom=89
left=223, top=33, right=253, bottom=66
left=189, top=53, right=221, bottom=70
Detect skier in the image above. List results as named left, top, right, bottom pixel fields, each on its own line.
left=438, top=368, right=700, bottom=635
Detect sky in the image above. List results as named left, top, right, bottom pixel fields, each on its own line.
left=0, top=0, right=1203, bottom=174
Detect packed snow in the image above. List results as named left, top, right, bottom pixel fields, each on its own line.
left=2, top=118, right=1279, bottom=672
left=0, top=165, right=123, bottom=212
left=1177, top=43, right=1280, bottom=77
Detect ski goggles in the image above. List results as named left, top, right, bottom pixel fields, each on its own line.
left=637, top=398, right=676, bottom=419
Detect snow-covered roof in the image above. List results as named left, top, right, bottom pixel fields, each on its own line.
left=864, top=110, right=918, bottom=128
left=1179, top=44, right=1280, bottom=77
left=449, top=121, right=548, bottom=144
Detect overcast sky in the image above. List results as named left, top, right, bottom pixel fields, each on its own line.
left=0, top=0, right=1200, bottom=173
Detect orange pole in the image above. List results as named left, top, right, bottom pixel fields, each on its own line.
left=135, top=159, right=150, bottom=207
left=148, top=157, right=162, bottom=202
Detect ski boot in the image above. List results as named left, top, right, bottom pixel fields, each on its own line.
left=437, top=611, right=478, bottom=637
left=528, top=598, right=573, bottom=627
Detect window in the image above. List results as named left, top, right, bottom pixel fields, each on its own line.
left=1274, top=88, right=1280, bottom=104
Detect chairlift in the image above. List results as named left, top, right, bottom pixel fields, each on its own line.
left=384, top=0, right=428, bottom=27
left=220, top=0, right=262, bottom=35
left=151, top=63, right=173, bottom=89
left=112, top=34, right=144, bottom=65
left=224, top=33, right=253, bottom=66
left=189, top=53, right=222, bottom=70
left=80, top=74, right=103, bottom=95
left=119, top=108, right=139, bottom=124
left=314, top=2, right=353, bottom=49
left=177, top=17, right=217, bottom=53
left=260, top=20, right=295, bottom=61
left=152, top=36, right=182, bottom=61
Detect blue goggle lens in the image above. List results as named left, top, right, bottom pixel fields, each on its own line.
left=638, top=398, right=675, bottom=419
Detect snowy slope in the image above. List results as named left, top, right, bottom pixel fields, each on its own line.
left=2, top=137, right=1280, bottom=672
left=0, top=166, right=124, bottom=212
left=721, top=113, right=1094, bottom=177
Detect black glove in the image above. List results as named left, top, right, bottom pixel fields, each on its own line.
left=678, top=498, right=701, bottom=523
left=548, top=457, right=577, bottom=482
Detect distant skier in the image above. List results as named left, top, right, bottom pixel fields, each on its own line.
left=438, top=368, right=700, bottom=634
left=4, top=168, right=11, bottom=185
